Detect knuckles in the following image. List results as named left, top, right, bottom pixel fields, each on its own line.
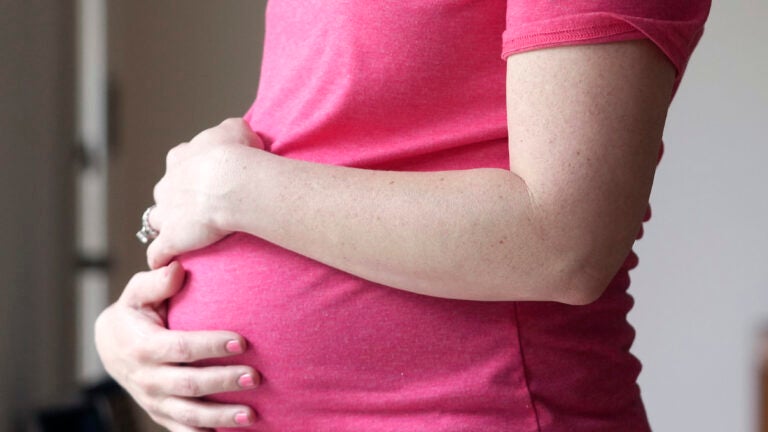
left=194, top=127, right=216, bottom=144
left=152, top=181, right=164, bottom=204
left=191, top=117, right=258, bottom=151
left=175, top=407, right=201, bottom=427
left=221, top=117, right=255, bottom=144
left=131, top=371, right=160, bottom=397
left=221, top=117, right=246, bottom=129
left=165, top=145, right=182, bottom=167
left=170, top=334, right=194, bottom=363
left=176, top=373, right=201, bottom=397
left=131, top=338, right=154, bottom=363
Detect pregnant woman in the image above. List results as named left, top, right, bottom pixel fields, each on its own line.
left=95, top=1, right=710, bottom=431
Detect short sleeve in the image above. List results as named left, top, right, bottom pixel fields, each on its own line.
left=501, top=0, right=711, bottom=92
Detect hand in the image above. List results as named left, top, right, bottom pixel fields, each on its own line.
left=94, top=262, right=259, bottom=431
left=147, top=118, right=265, bottom=269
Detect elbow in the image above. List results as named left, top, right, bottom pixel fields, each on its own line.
left=530, top=217, right=638, bottom=306
left=557, top=276, right=607, bottom=306
left=549, top=248, right=625, bottom=306
left=466, top=249, right=617, bottom=304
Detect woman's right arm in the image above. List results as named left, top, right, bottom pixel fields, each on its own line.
left=94, top=262, right=259, bottom=431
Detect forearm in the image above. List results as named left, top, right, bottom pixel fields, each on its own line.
left=150, top=42, right=669, bottom=304
left=222, top=150, right=593, bottom=303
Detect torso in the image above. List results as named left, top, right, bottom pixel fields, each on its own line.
left=168, top=1, right=650, bottom=430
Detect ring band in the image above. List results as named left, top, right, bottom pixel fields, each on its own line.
left=136, top=205, right=159, bottom=244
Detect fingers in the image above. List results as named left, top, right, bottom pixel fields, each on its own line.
left=165, top=143, right=190, bottom=169
left=192, top=118, right=258, bottom=149
left=138, top=329, right=249, bottom=364
left=145, top=194, right=177, bottom=270
left=249, top=129, right=266, bottom=150
left=102, top=263, right=260, bottom=432
left=148, top=191, right=165, bottom=231
left=147, top=231, right=177, bottom=270
left=218, top=117, right=247, bottom=128
left=143, top=193, right=170, bottom=269
left=121, top=262, right=185, bottom=308
left=151, top=397, right=256, bottom=429
left=226, top=117, right=265, bottom=150
left=141, top=365, right=259, bottom=398
left=154, top=418, right=210, bottom=432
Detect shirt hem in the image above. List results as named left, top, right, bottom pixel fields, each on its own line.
left=501, top=22, right=644, bottom=60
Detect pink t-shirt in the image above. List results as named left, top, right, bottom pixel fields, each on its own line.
left=168, top=1, right=710, bottom=431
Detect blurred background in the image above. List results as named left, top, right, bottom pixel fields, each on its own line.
left=0, top=0, right=765, bottom=431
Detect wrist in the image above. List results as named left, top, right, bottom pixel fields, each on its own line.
left=213, top=146, right=277, bottom=235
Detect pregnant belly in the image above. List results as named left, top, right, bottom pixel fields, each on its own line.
left=168, top=233, right=537, bottom=431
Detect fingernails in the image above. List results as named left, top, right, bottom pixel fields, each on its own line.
left=238, top=374, right=256, bottom=388
left=225, top=340, right=244, bottom=354
left=234, top=411, right=253, bottom=426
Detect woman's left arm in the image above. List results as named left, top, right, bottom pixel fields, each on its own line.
left=148, top=39, right=675, bottom=305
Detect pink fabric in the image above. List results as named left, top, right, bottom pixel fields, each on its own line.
left=167, top=1, right=710, bottom=430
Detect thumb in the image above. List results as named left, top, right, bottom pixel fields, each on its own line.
left=120, top=262, right=185, bottom=309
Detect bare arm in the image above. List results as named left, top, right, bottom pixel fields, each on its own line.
left=150, top=39, right=675, bottom=305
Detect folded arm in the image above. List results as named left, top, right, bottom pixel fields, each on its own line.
left=149, top=39, right=675, bottom=305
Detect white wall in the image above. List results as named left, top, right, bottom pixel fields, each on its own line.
left=629, top=1, right=768, bottom=431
